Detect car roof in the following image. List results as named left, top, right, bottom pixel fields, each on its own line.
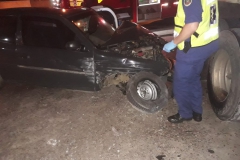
left=0, top=7, right=92, bottom=18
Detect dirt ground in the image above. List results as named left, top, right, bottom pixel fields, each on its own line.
left=0, top=81, right=240, bottom=160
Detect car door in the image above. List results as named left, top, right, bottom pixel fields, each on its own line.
left=0, top=15, right=19, bottom=80
left=16, top=15, right=95, bottom=90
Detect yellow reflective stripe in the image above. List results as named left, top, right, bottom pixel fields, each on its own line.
left=98, top=0, right=103, bottom=3
left=173, top=30, right=179, bottom=37
left=204, top=27, right=219, bottom=40
left=207, top=0, right=215, bottom=5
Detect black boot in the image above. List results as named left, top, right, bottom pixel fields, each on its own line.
left=167, top=113, right=192, bottom=123
left=193, top=112, right=202, bottom=122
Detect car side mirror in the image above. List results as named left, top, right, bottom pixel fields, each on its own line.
left=65, top=41, right=83, bottom=51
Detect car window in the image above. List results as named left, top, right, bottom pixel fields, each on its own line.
left=0, top=16, right=17, bottom=44
left=68, top=11, right=115, bottom=46
left=21, top=16, right=77, bottom=49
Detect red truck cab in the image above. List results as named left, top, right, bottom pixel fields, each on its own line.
left=51, top=0, right=177, bottom=27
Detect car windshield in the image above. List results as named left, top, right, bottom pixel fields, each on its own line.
left=68, top=10, right=115, bottom=46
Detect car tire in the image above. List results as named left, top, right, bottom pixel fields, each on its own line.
left=126, top=72, right=168, bottom=113
left=207, top=29, right=240, bottom=121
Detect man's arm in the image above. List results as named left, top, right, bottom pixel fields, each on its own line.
left=163, top=22, right=199, bottom=53
left=173, top=22, right=199, bottom=45
left=163, top=0, right=202, bottom=53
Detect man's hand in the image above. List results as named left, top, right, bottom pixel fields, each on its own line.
left=163, top=41, right=177, bottom=53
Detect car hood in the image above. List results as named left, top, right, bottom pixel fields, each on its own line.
left=103, top=21, right=163, bottom=46
left=100, top=21, right=167, bottom=60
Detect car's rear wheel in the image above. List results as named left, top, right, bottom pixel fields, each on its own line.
left=207, top=29, right=240, bottom=121
left=126, top=72, right=168, bottom=113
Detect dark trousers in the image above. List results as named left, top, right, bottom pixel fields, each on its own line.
left=173, top=40, right=219, bottom=118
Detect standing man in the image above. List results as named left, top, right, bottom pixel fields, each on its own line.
left=163, top=0, right=219, bottom=123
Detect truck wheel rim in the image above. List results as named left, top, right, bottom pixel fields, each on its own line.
left=137, top=80, right=158, bottom=100
left=211, top=49, right=231, bottom=102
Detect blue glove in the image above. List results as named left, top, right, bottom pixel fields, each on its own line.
left=163, top=40, right=177, bottom=53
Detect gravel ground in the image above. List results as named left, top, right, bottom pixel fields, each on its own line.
left=0, top=81, right=240, bottom=160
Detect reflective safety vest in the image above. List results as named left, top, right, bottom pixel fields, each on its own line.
left=174, top=0, right=219, bottom=50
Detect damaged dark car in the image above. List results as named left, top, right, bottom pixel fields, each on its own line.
left=0, top=7, right=171, bottom=113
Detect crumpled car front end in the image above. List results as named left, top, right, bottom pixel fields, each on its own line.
left=100, top=21, right=172, bottom=73
left=70, top=10, right=171, bottom=113
left=97, top=21, right=171, bottom=113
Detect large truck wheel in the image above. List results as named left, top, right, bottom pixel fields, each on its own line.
left=202, top=18, right=236, bottom=81
left=207, top=29, right=240, bottom=121
left=0, top=74, right=3, bottom=89
left=126, top=72, right=168, bottom=113
left=219, top=18, right=229, bottom=31
left=224, top=18, right=240, bottom=29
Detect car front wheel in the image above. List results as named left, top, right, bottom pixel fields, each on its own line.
left=126, top=72, right=168, bottom=113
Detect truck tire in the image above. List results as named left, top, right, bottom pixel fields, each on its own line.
left=201, top=19, right=230, bottom=81
left=0, top=74, right=3, bottom=89
left=219, top=18, right=229, bottom=31
left=224, top=18, right=240, bottom=29
left=126, top=72, right=168, bottom=113
left=207, top=29, right=240, bottom=121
